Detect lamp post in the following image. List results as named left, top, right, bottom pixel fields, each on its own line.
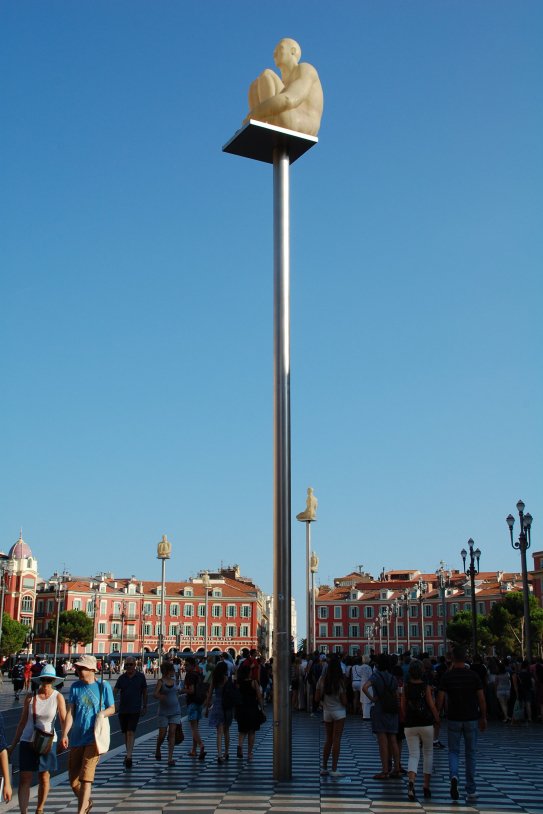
left=202, top=571, right=211, bottom=657
left=52, top=571, right=68, bottom=665
left=461, top=539, right=481, bottom=657
left=156, top=534, right=171, bottom=659
left=120, top=600, right=127, bottom=663
left=436, top=562, right=451, bottom=657
left=382, top=606, right=391, bottom=653
left=507, top=500, right=534, bottom=661
left=402, top=589, right=411, bottom=652
left=309, top=551, right=319, bottom=654
left=417, top=579, right=428, bottom=655
left=141, top=609, right=147, bottom=666
left=391, top=600, right=400, bottom=652
left=377, top=616, right=383, bottom=654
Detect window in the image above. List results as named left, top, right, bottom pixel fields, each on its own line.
left=143, top=603, right=152, bottom=615
left=318, top=607, right=328, bottom=619
left=333, top=624, right=343, bottom=637
left=21, top=596, right=33, bottom=613
left=349, top=624, right=359, bottom=637
left=100, top=600, right=107, bottom=616
left=144, top=623, right=152, bottom=635
left=364, top=607, right=374, bottom=619
left=169, top=623, right=178, bottom=636
left=227, top=605, right=236, bottom=618
left=241, top=605, right=251, bottom=618
left=410, top=624, right=418, bottom=637
left=98, top=622, right=107, bottom=635
left=23, top=577, right=35, bottom=588
left=170, top=604, right=179, bottom=617
left=424, top=623, right=433, bottom=636
left=111, top=623, right=121, bottom=636
left=477, top=602, right=485, bottom=614
left=184, top=604, right=194, bottom=617
left=99, top=583, right=107, bottom=593
left=128, top=602, right=136, bottom=617
left=86, top=600, right=94, bottom=615
left=111, top=643, right=120, bottom=652
left=184, top=624, right=193, bottom=636
left=319, top=644, right=329, bottom=654
left=380, top=606, right=388, bottom=617
left=451, top=603, right=459, bottom=615
left=98, top=642, right=105, bottom=653
left=398, top=644, right=404, bottom=654
left=128, top=583, right=136, bottom=595
left=240, top=624, right=249, bottom=637
left=212, top=625, right=221, bottom=637
left=211, top=604, right=221, bottom=618
left=226, top=625, right=236, bottom=637
left=438, top=623, right=444, bottom=636
left=113, top=602, right=121, bottom=615
left=334, top=606, right=342, bottom=619
left=47, top=599, right=54, bottom=614
left=333, top=645, right=342, bottom=654
left=37, top=600, right=44, bottom=614
left=464, top=603, right=471, bottom=612
left=155, top=623, right=162, bottom=636
left=410, top=605, right=418, bottom=617
left=424, top=604, right=433, bottom=617
left=72, top=599, right=82, bottom=611
left=198, top=604, right=206, bottom=617
left=212, top=589, right=222, bottom=597
left=184, top=588, right=193, bottom=597
left=438, top=603, right=444, bottom=617
left=197, top=624, right=205, bottom=636
left=349, top=606, right=359, bottom=618
left=397, top=624, right=404, bottom=637
left=364, top=624, right=373, bottom=637
left=319, top=624, right=327, bottom=636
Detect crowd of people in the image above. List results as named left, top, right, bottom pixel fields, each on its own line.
left=1, top=645, right=542, bottom=812
left=293, top=646, right=543, bottom=802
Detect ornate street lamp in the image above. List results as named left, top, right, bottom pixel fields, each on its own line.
left=461, top=539, right=481, bottom=656
left=435, top=562, right=451, bottom=657
left=156, top=534, right=171, bottom=658
left=390, top=600, right=400, bottom=652
left=382, top=606, right=392, bottom=653
left=52, top=570, right=69, bottom=665
left=507, top=500, right=534, bottom=661
left=402, top=589, right=411, bottom=652
left=309, top=551, right=319, bottom=654
left=202, top=570, right=211, bottom=656
left=417, top=579, right=428, bottom=654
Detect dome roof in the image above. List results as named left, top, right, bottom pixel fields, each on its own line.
left=9, top=532, right=32, bottom=560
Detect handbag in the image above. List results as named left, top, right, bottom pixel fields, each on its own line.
left=257, top=704, right=267, bottom=725
left=31, top=695, right=55, bottom=756
left=174, top=723, right=185, bottom=745
left=94, top=681, right=111, bottom=755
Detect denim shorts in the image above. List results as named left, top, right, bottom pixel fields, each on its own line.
left=19, top=739, right=58, bottom=774
left=187, top=703, right=203, bottom=722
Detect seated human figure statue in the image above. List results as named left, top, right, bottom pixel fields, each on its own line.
left=296, top=487, right=318, bottom=522
left=243, top=38, right=323, bottom=137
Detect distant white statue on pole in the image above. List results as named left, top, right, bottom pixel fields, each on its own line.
left=296, top=487, right=318, bottom=522
left=244, top=38, right=323, bottom=137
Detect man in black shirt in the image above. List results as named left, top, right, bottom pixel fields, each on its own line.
left=436, top=645, right=486, bottom=803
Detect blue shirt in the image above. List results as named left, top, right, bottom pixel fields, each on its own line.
left=68, top=679, right=114, bottom=747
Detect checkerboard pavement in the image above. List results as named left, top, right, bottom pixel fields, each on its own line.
left=6, top=712, right=543, bottom=814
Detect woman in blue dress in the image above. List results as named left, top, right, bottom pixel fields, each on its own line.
left=205, top=662, right=230, bottom=762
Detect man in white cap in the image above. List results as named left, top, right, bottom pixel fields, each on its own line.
left=60, top=655, right=115, bottom=814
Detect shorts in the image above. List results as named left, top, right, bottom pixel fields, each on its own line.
left=157, top=713, right=182, bottom=728
left=19, top=740, right=58, bottom=774
left=118, top=712, right=140, bottom=733
left=187, top=703, right=203, bottom=722
left=323, top=709, right=346, bottom=723
left=68, top=744, right=100, bottom=790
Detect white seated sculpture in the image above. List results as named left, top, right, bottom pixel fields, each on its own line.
left=296, top=487, right=318, bottom=522
left=243, top=38, right=323, bottom=137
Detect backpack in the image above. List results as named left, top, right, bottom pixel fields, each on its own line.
left=188, top=671, right=207, bottom=705
left=222, top=678, right=242, bottom=711
left=376, top=673, right=398, bottom=714
left=405, top=683, right=433, bottom=726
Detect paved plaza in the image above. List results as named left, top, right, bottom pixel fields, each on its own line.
left=4, top=709, right=543, bottom=814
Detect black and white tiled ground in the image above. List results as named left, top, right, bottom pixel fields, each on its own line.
left=9, top=714, right=543, bottom=814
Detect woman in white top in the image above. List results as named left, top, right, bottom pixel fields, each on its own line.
left=315, top=655, right=347, bottom=777
left=9, top=663, right=66, bottom=814
left=358, top=655, right=374, bottom=720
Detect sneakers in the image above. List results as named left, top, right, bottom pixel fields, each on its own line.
left=450, top=776, right=459, bottom=800
left=434, top=739, right=445, bottom=749
left=329, top=770, right=343, bottom=777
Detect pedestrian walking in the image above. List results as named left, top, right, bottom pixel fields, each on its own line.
left=436, top=645, right=487, bottom=803
left=153, top=662, right=182, bottom=767
left=204, top=661, right=231, bottom=762
left=11, top=661, right=25, bottom=700
left=60, top=655, right=115, bottom=814
left=362, top=653, right=401, bottom=779
left=235, top=663, right=264, bottom=761
left=400, top=659, right=440, bottom=801
left=183, top=657, right=207, bottom=761
left=9, top=664, right=66, bottom=814
left=314, top=654, right=347, bottom=777
left=114, top=657, right=148, bottom=769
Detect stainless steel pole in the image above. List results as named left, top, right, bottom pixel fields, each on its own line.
left=160, top=559, right=166, bottom=658
left=272, top=145, right=292, bottom=782
left=520, top=545, right=532, bottom=660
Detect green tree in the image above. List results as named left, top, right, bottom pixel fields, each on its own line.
left=47, top=610, right=94, bottom=649
left=446, top=610, right=495, bottom=654
left=487, top=592, right=543, bottom=658
left=0, top=613, right=28, bottom=657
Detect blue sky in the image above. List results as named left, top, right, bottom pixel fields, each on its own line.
left=1, top=1, right=542, bottom=634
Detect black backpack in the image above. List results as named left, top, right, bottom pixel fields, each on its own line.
left=222, top=678, right=242, bottom=710
left=406, top=683, right=433, bottom=726
left=376, top=673, right=398, bottom=714
left=188, top=671, right=207, bottom=705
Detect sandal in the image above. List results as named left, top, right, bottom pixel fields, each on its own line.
left=198, top=749, right=206, bottom=761
left=373, top=771, right=389, bottom=780
left=423, top=787, right=431, bottom=799
left=408, top=781, right=416, bottom=801
left=187, top=750, right=197, bottom=757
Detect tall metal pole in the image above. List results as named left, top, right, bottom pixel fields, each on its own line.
left=160, top=558, right=166, bottom=657
left=507, top=502, right=534, bottom=661
left=0, top=564, right=8, bottom=652
left=305, top=522, right=311, bottom=653
left=272, top=145, right=291, bottom=782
